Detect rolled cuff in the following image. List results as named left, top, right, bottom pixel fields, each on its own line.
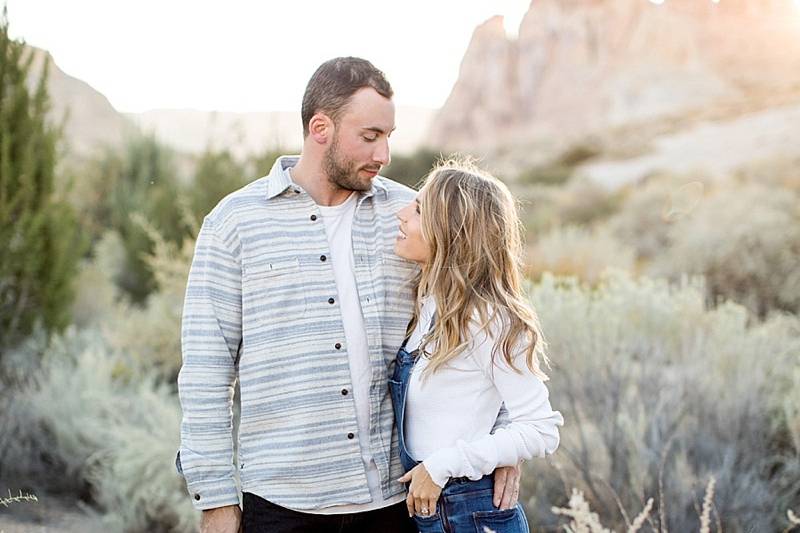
left=185, top=476, right=241, bottom=511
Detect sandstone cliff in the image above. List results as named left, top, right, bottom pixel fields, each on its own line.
left=427, top=0, right=800, bottom=155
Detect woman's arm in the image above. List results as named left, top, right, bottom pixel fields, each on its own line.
left=421, top=324, right=564, bottom=488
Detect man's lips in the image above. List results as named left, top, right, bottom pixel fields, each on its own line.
left=361, top=166, right=380, bottom=175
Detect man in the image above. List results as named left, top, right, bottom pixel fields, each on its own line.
left=176, top=57, right=521, bottom=533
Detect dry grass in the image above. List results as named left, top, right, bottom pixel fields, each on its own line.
left=0, top=489, right=38, bottom=508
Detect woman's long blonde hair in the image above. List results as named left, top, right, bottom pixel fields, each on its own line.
left=409, top=158, right=550, bottom=380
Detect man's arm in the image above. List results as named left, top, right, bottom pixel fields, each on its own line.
left=491, top=404, right=520, bottom=508
left=200, top=505, right=241, bottom=533
left=176, top=216, right=242, bottom=512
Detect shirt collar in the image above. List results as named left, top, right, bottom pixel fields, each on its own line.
left=265, top=155, right=388, bottom=200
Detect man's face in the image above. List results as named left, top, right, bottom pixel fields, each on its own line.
left=323, top=87, right=395, bottom=192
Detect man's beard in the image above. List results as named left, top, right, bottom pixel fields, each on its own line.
left=322, top=134, right=376, bottom=192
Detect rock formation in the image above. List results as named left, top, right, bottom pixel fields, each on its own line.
left=427, top=0, right=800, bottom=153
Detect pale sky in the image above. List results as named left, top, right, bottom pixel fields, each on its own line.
left=6, top=0, right=532, bottom=113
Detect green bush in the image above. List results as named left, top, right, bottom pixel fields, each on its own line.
left=188, top=149, right=248, bottom=224
left=74, top=133, right=187, bottom=304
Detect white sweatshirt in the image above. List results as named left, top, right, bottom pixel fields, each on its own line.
left=404, top=298, right=564, bottom=488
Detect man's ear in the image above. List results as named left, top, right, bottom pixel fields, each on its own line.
left=308, top=113, right=333, bottom=145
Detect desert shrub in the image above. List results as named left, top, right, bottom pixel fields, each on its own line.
left=557, top=141, right=603, bottom=167
left=101, top=216, right=195, bottom=382
left=1, top=216, right=202, bottom=531
left=606, top=169, right=800, bottom=317
left=381, top=148, right=442, bottom=189
left=516, top=140, right=602, bottom=187
left=526, top=226, right=636, bottom=283
left=0, top=327, right=197, bottom=532
left=74, top=133, right=186, bottom=304
left=556, top=178, right=624, bottom=227
left=521, top=271, right=800, bottom=532
left=188, top=149, right=248, bottom=225
left=518, top=162, right=574, bottom=186
left=68, top=218, right=194, bottom=383
left=649, top=183, right=800, bottom=317
left=248, top=147, right=290, bottom=177
left=519, top=179, right=624, bottom=238
left=605, top=172, right=703, bottom=261
left=735, top=155, right=800, bottom=193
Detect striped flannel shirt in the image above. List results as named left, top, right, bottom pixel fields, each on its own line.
left=176, top=156, right=420, bottom=511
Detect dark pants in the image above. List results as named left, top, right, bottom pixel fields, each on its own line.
left=242, top=492, right=416, bottom=533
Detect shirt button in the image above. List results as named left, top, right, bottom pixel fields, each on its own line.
left=194, top=494, right=201, bottom=501
left=320, top=255, right=327, bottom=262
left=328, top=297, right=335, bottom=305
left=335, top=343, right=342, bottom=350
left=310, top=214, right=317, bottom=221
left=341, top=389, right=349, bottom=395
left=347, top=432, right=355, bottom=439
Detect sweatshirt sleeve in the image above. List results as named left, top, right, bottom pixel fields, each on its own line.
left=422, top=320, right=563, bottom=487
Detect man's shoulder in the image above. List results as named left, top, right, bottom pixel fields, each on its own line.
left=205, top=176, right=268, bottom=226
left=375, top=176, right=416, bottom=204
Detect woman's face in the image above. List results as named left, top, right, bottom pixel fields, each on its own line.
left=395, top=193, right=431, bottom=264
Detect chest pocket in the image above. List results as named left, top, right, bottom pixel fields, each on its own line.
left=242, top=258, right=307, bottom=324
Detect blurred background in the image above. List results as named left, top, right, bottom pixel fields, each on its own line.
left=1, top=0, right=799, bottom=531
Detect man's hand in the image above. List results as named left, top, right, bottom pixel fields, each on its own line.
left=493, top=462, right=522, bottom=510
left=200, top=505, right=242, bottom=533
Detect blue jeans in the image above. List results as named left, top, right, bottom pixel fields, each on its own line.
left=389, top=344, right=530, bottom=533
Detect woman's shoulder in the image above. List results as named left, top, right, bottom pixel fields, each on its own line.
left=465, top=304, right=538, bottom=375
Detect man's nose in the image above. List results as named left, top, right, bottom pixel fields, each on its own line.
left=373, top=139, right=390, bottom=166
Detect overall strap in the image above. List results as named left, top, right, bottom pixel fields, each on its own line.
left=402, top=311, right=437, bottom=356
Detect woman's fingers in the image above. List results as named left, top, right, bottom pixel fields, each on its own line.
left=405, top=492, right=415, bottom=517
left=409, top=494, right=436, bottom=517
left=428, top=497, right=437, bottom=516
left=414, top=495, right=425, bottom=516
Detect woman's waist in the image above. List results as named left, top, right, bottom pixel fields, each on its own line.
left=405, top=408, right=499, bottom=455
left=444, top=472, right=493, bottom=490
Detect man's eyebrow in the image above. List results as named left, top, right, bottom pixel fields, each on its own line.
left=362, top=126, right=396, bottom=135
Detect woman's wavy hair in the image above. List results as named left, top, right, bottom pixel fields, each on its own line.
left=409, top=157, right=551, bottom=380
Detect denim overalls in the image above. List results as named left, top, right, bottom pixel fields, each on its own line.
left=388, top=325, right=530, bottom=533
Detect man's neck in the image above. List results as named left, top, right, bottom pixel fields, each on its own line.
left=290, top=156, right=356, bottom=207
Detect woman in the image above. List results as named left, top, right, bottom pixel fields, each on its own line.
left=390, top=160, right=563, bottom=533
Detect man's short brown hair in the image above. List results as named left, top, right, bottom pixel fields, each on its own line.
left=301, top=57, right=393, bottom=137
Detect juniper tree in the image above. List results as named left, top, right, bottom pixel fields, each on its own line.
left=0, top=8, right=83, bottom=352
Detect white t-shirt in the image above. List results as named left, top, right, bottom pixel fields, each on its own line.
left=405, top=297, right=564, bottom=488
left=303, top=190, right=404, bottom=514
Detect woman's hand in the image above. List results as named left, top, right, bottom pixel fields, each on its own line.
left=397, top=464, right=443, bottom=518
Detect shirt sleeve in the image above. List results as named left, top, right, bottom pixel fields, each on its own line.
left=422, top=320, right=564, bottom=488
left=176, top=216, right=242, bottom=510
